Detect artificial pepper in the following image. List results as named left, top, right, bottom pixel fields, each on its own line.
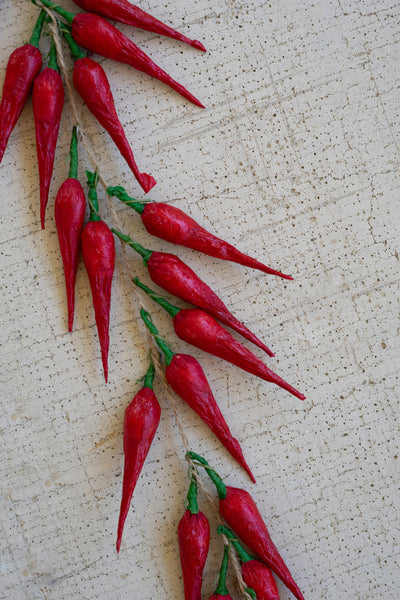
left=209, top=544, right=233, bottom=600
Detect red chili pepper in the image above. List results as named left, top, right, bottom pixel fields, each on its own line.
left=72, top=0, right=206, bottom=51
left=61, top=30, right=155, bottom=193
left=81, top=171, right=115, bottom=382
left=33, top=38, right=64, bottom=228
left=209, top=545, right=233, bottom=600
left=218, top=526, right=280, bottom=600
left=113, top=230, right=274, bottom=358
left=54, top=126, right=86, bottom=332
left=108, top=187, right=292, bottom=280
left=38, top=1, right=204, bottom=107
left=0, top=10, right=46, bottom=163
left=188, top=452, right=305, bottom=600
left=178, top=474, right=210, bottom=600
left=141, top=309, right=255, bottom=482
left=134, top=279, right=305, bottom=401
left=116, top=361, right=161, bottom=552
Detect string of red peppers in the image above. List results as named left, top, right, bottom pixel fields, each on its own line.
left=0, top=2, right=308, bottom=598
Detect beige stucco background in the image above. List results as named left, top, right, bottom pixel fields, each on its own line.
left=1, top=0, right=399, bottom=598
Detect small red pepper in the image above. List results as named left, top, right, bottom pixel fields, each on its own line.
left=141, top=309, right=255, bottom=482
left=113, top=230, right=274, bottom=358
left=0, top=10, right=46, bottom=163
left=81, top=171, right=115, bottom=382
left=116, top=361, right=161, bottom=552
left=218, top=526, right=280, bottom=600
left=72, top=0, right=206, bottom=51
left=38, top=1, right=204, bottom=107
left=108, top=186, right=292, bottom=280
left=54, top=126, right=86, bottom=332
left=178, top=474, right=210, bottom=600
left=134, top=279, right=305, bottom=401
left=188, top=452, right=305, bottom=600
left=62, top=29, right=155, bottom=193
left=209, top=545, right=233, bottom=600
left=33, top=38, right=64, bottom=228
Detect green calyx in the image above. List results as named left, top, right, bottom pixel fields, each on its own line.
left=245, top=588, right=257, bottom=599
left=59, top=23, right=86, bottom=60
left=134, top=278, right=180, bottom=318
left=142, top=361, right=156, bottom=390
left=48, top=38, right=59, bottom=72
left=186, top=452, right=227, bottom=500
left=68, top=125, right=79, bottom=179
left=86, top=170, right=101, bottom=222
left=140, top=309, right=175, bottom=367
left=185, top=475, right=199, bottom=515
left=111, top=229, right=152, bottom=265
left=214, top=545, right=230, bottom=596
left=31, top=0, right=75, bottom=24
left=217, top=526, right=253, bottom=563
left=106, top=186, right=146, bottom=215
left=29, top=9, right=47, bottom=48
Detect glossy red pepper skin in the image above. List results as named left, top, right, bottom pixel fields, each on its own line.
left=70, top=13, right=204, bottom=107
left=73, top=57, right=155, bottom=193
left=220, top=487, right=305, bottom=600
left=72, top=0, right=206, bottom=51
left=33, top=67, right=64, bottom=228
left=178, top=510, right=210, bottom=599
left=0, top=44, right=42, bottom=163
left=81, top=220, right=115, bottom=382
left=142, top=202, right=292, bottom=279
left=55, top=179, right=86, bottom=331
left=116, top=371, right=161, bottom=553
left=173, top=309, right=304, bottom=401
left=242, top=561, right=280, bottom=600
left=167, top=354, right=255, bottom=481
left=147, top=252, right=273, bottom=357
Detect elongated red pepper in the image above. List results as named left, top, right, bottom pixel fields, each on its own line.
left=209, top=545, right=233, bottom=600
left=54, top=126, right=86, bottom=332
left=33, top=38, right=64, bottom=228
left=116, top=362, right=161, bottom=552
left=37, top=1, right=204, bottom=107
left=140, top=309, right=255, bottom=482
left=108, top=186, right=292, bottom=280
left=188, top=452, right=305, bottom=600
left=72, top=0, right=206, bottom=51
left=178, top=474, right=210, bottom=600
left=62, top=30, right=155, bottom=193
left=218, top=526, right=280, bottom=600
left=112, top=230, right=274, bottom=358
left=81, top=171, right=115, bottom=382
left=134, top=279, right=305, bottom=401
left=0, top=10, right=46, bottom=163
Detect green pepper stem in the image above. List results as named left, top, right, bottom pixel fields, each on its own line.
left=245, top=588, right=257, bottom=599
left=143, top=361, right=156, bottom=390
left=59, top=23, right=86, bottom=60
left=217, top=526, right=253, bottom=563
left=111, top=230, right=152, bottom=265
left=32, top=0, right=75, bottom=24
left=134, top=278, right=180, bottom=318
left=106, top=186, right=146, bottom=214
left=68, top=126, right=79, bottom=179
left=214, top=545, right=230, bottom=596
left=29, top=9, right=47, bottom=48
left=140, top=309, right=175, bottom=367
left=48, top=38, right=59, bottom=72
left=185, top=475, right=199, bottom=515
left=185, top=451, right=227, bottom=500
left=86, top=170, right=101, bottom=222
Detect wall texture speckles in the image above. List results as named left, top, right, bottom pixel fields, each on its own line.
left=0, top=1, right=399, bottom=598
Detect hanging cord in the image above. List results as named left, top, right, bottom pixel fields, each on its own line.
left=43, top=10, right=251, bottom=598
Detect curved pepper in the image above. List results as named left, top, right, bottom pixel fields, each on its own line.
left=108, top=186, right=292, bottom=279
left=188, top=452, right=305, bottom=600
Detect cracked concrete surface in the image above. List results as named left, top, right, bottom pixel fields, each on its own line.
left=0, top=0, right=399, bottom=598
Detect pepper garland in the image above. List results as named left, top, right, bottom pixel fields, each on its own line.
left=0, top=3, right=308, bottom=599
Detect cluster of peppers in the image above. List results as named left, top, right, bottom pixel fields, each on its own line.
left=0, top=1, right=308, bottom=598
